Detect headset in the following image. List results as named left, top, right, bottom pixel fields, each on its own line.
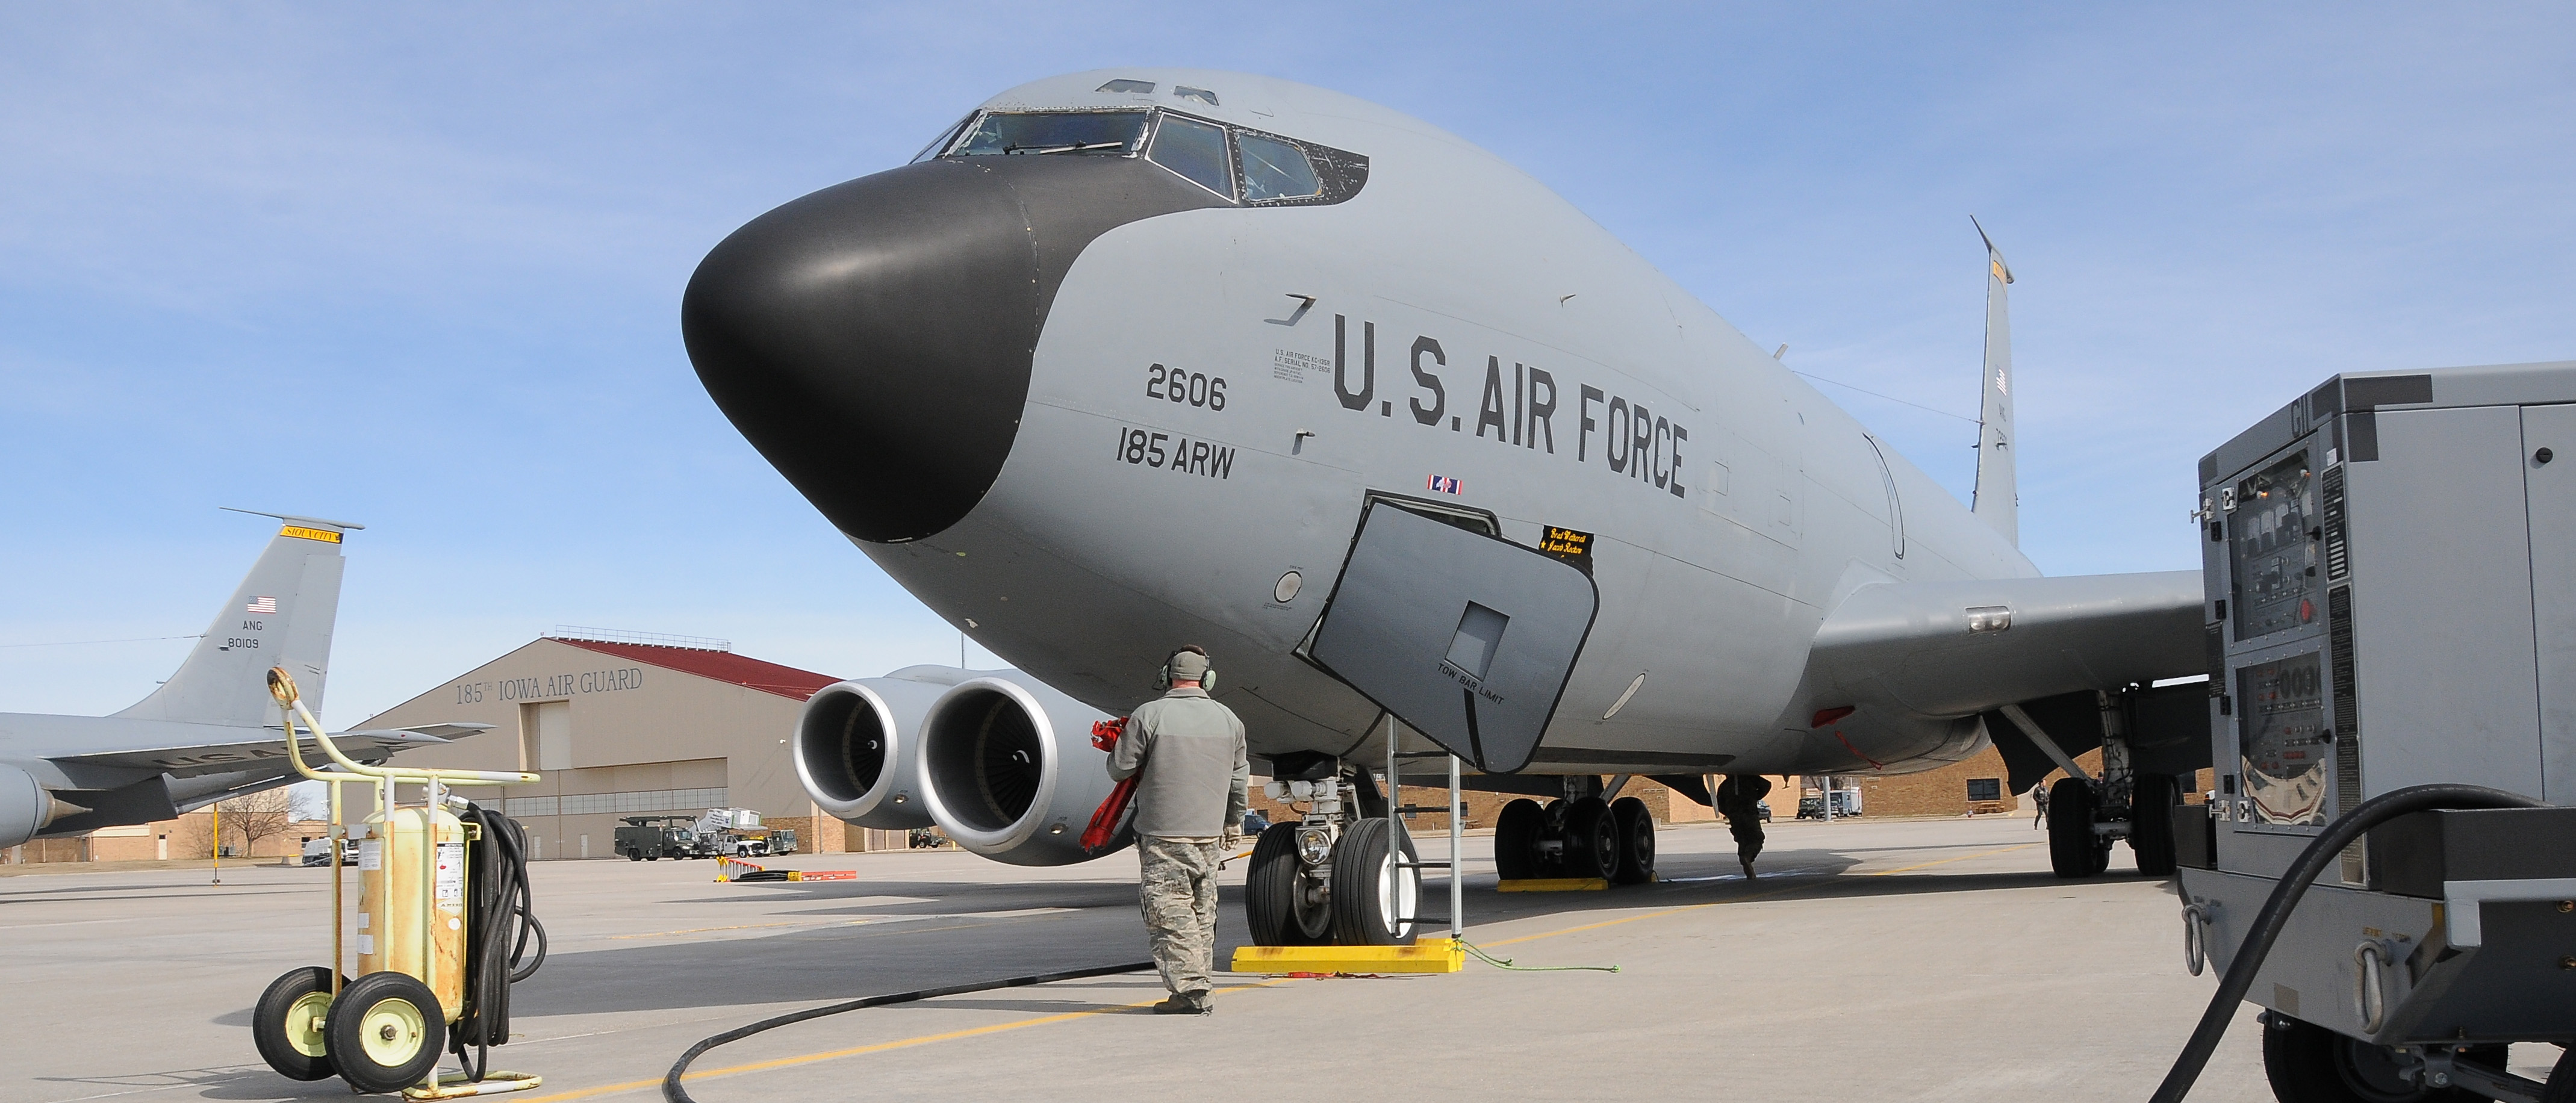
left=1155, top=645, right=1215, bottom=692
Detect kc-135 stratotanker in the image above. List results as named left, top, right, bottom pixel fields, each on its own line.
left=683, top=70, right=2211, bottom=945
left=0, top=512, right=485, bottom=852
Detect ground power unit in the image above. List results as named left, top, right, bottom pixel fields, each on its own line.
left=2168, top=362, right=2576, bottom=1101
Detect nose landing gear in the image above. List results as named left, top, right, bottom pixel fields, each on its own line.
left=1246, top=766, right=1431, bottom=947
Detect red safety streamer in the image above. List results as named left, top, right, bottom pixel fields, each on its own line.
left=1079, top=718, right=1135, bottom=851
left=1830, top=727, right=1886, bottom=769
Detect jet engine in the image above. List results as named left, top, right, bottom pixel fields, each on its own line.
left=0, top=763, right=66, bottom=849
left=792, top=666, right=974, bottom=830
left=917, top=674, right=1125, bottom=866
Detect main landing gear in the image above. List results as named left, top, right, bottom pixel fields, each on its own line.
left=1492, top=784, right=1657, bottom=886
left=2035, top=692, right=2185, bottom=878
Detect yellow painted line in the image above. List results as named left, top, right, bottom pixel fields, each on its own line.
left=507, top=977, right=1294, bottom=1103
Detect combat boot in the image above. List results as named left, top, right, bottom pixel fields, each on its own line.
left=1152, top=991, right=1211, bottom=1016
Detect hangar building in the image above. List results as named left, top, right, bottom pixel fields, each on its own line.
left=361, top=630, right=889, bottom=860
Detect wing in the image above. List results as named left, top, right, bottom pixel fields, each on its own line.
left=1807, top=571, right=2204, bottom=718
left=47, top=723, right=486, bottom=777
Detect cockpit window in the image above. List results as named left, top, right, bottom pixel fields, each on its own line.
left=1172, top=85, right=1219, bottom=107
left=951, top=111, right=1150, bottom=156
left=927, top=106, right=1367, bottom=208
left=1237, top=134, right=1321, bottom=202
left=910, top=113, right=977, bottom=164
left=1097, top=79, right=1154, bottom=93
left=1148, top=114, right=1233, bottom=198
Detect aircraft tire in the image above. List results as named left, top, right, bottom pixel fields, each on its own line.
left=1328, top=818, right=1419, bottom=945
left=1562, top=797, right=1619, bottom=881
left=1538, top=799, right=1569, bottom=875
left=252, top=966, right=341, bottom=1081
left=1493, top=799, right=1544, bottom=881
left=1608, top=797, right=1655, bottom=884
left=325, top=971, right=445, bottom=1095
left=2130, top=774, right=2181, bottom=876
left=2047, top=777, right=2098, bottom=878
left=1246, top=822, right=1328, bottom=945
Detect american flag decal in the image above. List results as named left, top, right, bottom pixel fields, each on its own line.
left=246, top=596, right=278, bottom=614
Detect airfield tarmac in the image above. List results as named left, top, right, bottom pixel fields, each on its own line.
left=8, top=814, right=2556, bottom=1102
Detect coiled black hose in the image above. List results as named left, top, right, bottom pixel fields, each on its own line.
left=452, top=803, right=548, bottom=1081
left=2148, top=783, right=2542, bottom=1102
left=662, top=961, right=1150, bottom=1103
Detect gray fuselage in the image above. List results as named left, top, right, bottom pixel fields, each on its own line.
left=685, top=69, right=2040, bottom=777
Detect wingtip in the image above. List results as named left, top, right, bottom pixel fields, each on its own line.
left=221, top=507, right=367, bottom=531
left=1969, top=216, right=2013, bottom=284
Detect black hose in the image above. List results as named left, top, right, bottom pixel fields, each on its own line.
left=453, top=803, right=548, bottom=1081
left=2148, top=783, right=2542, bottom=1102
left=662, top=960, right=1151, bottom=1103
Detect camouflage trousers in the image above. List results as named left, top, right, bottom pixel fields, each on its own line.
left=1137, top=836, right=1222, bottom=996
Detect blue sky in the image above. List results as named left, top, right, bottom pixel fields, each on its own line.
left=4, top=3, right=2570, bottom=724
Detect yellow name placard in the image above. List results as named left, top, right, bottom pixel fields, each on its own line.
left=281, top=525, right=343, bottom=544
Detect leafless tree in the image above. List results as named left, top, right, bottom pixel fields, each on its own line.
left=218, top=787, right=296, bottom=858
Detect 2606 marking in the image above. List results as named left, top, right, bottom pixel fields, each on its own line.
left=1145, top=364, right=1227, bottom=411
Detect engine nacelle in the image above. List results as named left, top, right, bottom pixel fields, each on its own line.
left=0, top=763, right=57, bottom=849
left=918, top=673, right=1126, bottom=866
left=792, top=666, right=972, bottom=830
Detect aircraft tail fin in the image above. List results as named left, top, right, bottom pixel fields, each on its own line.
left=1970, top=217, right=2018, bottom=546
left=113, top=511, right=361, bottom=728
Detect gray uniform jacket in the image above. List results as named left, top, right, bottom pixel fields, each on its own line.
left=1108, top=686, right=1251, bottom=839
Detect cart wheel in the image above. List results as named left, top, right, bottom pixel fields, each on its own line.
left=252, top=966, right=341, bottom=1081
left=325, top=971, right=444, bottom=1095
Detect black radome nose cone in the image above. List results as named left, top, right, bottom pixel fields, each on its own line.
left=683, top=160, right=1042, bottom=544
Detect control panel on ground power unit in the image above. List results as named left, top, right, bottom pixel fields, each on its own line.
left=2226, top=450, right=2319, bottom=641
left=2236, top=652, right=2326, bottom=826
left=2198, top=364, right=2576, bottom=883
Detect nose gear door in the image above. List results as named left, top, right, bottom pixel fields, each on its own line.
left=1301, top=498, right=1599, bottom=773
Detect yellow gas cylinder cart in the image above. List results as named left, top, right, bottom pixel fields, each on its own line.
left=248, top=668, right=549, bottom=1098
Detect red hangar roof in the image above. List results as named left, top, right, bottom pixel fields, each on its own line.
left=552, top=637, right=840, bottom=702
